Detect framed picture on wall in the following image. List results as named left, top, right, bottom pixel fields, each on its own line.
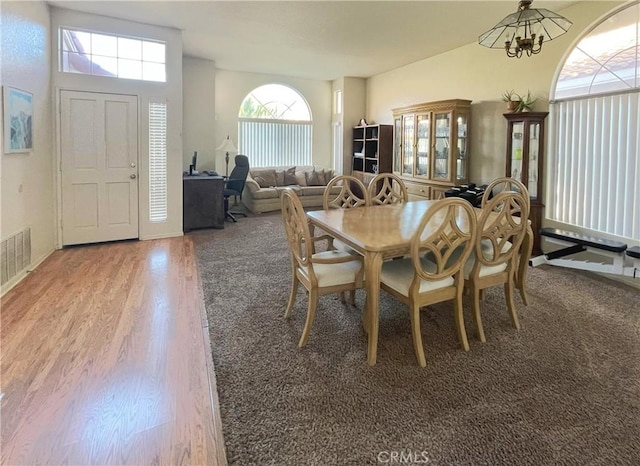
left=3, top=86, right=33, bottom=153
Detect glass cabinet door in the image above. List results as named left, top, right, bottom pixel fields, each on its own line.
left=416, top=114, right=430, bottom=176
left=393, top=117, right=401, bottom=173
left=433, top=112, right=450, bottom=179
left=510, top=122, right=525, bottom=184
left=402, top=114, right=414, bottom=176
left=456, top=113, right=468, bottom=181
left=528, top=122, right=540, bottom=199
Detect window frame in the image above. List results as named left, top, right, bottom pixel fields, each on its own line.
left=58, top=27, right=167, bottom=83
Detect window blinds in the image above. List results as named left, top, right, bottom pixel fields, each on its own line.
left=239, top=120, right=312, bottom=168
left=549, top=91, right=639, bottom=240
left=149, top=100, right=167, bottom=222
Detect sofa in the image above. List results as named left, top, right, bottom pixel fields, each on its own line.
left=242, top=165, right=340, bottom=213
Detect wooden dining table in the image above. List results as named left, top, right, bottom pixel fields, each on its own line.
left=306, top=200, right=533, bottom=365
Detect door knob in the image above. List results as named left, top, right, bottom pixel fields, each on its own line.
left=130, top=162, right=136, bottom=168
left=130, top=174, right=137, bottom=179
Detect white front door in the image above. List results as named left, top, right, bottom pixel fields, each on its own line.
left=60, top=91, right=139, bottom=246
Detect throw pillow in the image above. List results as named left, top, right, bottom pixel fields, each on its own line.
left=252, top=169, right=277, bottom=188
left=305, top=170, right=324, bottom=186
left=283, top=166, right=298, bottom=185
left=274, top=170, right=285, bottom=186
left=322, top=168, right=334, bottom=185
left=295, top=170, right=308, bottom=187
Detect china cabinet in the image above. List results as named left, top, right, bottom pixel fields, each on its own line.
left=351, top=124, right=393, bottom=186
left=392, top=99, right=471, bottom=200
left=504, top=111, right=548, bottom=255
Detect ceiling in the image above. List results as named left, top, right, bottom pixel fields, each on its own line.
left=47, top=1, right=576, bottom=81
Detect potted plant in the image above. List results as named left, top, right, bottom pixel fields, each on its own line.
left=516, top=90, right=537, bottom=112
left=502, top=90, right=520, bottom=112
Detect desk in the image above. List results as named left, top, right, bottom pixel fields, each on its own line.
left=183, top=175, right=225, bottom=231
left=307, top=200, right=532, bottom=365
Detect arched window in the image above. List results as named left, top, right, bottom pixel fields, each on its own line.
left=549, top=1, right=639, bottom=241
left=238, top=84, right=312, bottom=167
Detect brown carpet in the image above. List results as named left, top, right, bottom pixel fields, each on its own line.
left=192, top=211, right=640, bottom=466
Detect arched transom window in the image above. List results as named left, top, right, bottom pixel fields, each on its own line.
left=238, top=84, right=312, bottom=167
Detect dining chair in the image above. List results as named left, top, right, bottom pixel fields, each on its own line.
left=481, top=176, right=530, bottom=210
left=379, top=198, right=477, bottom=367
left=481, top=176, right=532, bottom=304
left=323, top=174, right=369, bottom=305
left=323, top=175, right=369, bottom=209
left=281, top=188, right=365, bottom=347
left=367, top=173, right=409, bottom=205
left=464, top=191, right=530, bottom=343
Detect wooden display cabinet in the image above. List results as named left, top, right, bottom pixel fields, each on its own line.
left=392, top=99, right=471, bottom=200
left=504, top=111, right=548, bottom=255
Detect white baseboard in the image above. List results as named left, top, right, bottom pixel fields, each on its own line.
left=1, top=248, right=55, bottom=297
left=139, top=231, right=184, bottom=241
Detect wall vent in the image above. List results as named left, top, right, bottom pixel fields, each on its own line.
left=1, top=228, right=31, bottom=286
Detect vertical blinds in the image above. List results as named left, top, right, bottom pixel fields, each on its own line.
left=239, top=119, right=312, bottom=167
left=149, top=99, right=167, bottom=222
left=549, top=91, right=639, bottom=240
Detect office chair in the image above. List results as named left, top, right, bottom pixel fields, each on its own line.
left=224, top=155, right=250, bottom=222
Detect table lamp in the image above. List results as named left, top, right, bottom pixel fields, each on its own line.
left=216, top=135, right=238, bottom=177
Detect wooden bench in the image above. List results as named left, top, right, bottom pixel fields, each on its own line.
left=530, top=228, right=640, bottom=279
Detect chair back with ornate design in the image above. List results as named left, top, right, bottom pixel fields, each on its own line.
left=481, top=176, right=530, bottom=210
left=367, top=173, right=408, bottom=205
left=323, top=175, right=369, bottom=209
left=281, top=188, right=314, bottom=274
left=410, top=198, right=477, bottom=288
left=473, top=191, right=529, bottom=276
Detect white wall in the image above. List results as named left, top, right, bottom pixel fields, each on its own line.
left=183, top=57, right=216, bottom=172
left=214, top=70, right=332, bottom=171
left=50, top=7, right=184, bottom=241
left=366, top=1, right=622, bottom=186
left=331, top=77, right=366, bottom=175
left=1, top=0, right=54, bottom=293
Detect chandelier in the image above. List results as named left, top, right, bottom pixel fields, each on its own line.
left=478, top=0, right=572, bottom=58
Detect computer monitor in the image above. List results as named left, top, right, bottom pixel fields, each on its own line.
left=189, top=151, right=198, bottom=175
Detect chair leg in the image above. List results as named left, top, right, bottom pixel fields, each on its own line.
left=299, top=289, right=318, bottom=347
left=472, top=286, right=486, bottom=343
left=349, top=290, right=356, bottom=306
left=505, top=277, right=521, bottom=330
left=284, top=275, right=299, bottom=318
left=410, top=303, right=427, bottom=367
left=454, top=291, right=470, bottom=351
left=224, top=197, right=237, bottom=222
left=339, top=291, right=346, bottom=304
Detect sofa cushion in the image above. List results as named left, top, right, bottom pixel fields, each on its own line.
left=252, top=168, right=278, bottom=188
left=305, top=170, right=324, bottom=186
left=299, top=186, right=326, bottom=196
left=250, top=186, right=280, bottom=200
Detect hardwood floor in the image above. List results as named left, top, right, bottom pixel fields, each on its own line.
left=1, top=237, right=227, bottom=465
